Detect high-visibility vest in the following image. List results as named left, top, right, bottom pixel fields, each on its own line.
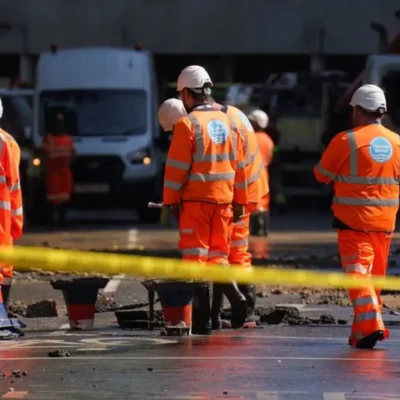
left=163, top=106, right=248, bottom=205
left=42, top=134, right=74, bottom=166
left=223, top=106, right=269, bottom=204
left=314, top=123, right=400, bottom=231
left=0, top=129, right=23, bottom=242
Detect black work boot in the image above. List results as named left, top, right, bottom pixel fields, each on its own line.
left=1, top=284, right=11, bottom=310
left=262, top=212, right=270, bottom=236
left=356, top=330, right=384, bottom=349
left=250, top=213, right=263, bottom=236
left=239, top=284, right=257, bottom=321
left=211, top=284, right=224, bottom=330
left=191, top=284, right=212, bottom=335
left=220, top=282, right=247, bottom=329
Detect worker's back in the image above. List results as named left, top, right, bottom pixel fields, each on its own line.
left=255, top=131, right=274, bottom=167
left=164, top=108, right=247, bottom=205
left=333, top=123, right=400, bottom=231
left=224, top=106, right=269, bottom=203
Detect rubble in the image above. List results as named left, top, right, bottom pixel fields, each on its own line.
left=26, top=300, right=58, bottom=318
left=8, top=301, right=28, bottom=317
left=258, top=306, right=348, bottom=326
left=48, top=350, right=70, bottom=358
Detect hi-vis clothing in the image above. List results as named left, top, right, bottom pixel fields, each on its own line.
left=221, top=106, right=269, bottom=267
left=314, top=122, right=400, bottom=346
left=42, top=134, right=74, bottom=205
left=163, top=106, right=248, bottom=265
left=255, top=131, right=274, bottom=213
left=314, top=123, right=400, bottom=232
left=0, top=128, right=23, bottom=285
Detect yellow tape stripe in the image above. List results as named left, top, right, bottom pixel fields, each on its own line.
left=2, top=246, right=400, bottom=290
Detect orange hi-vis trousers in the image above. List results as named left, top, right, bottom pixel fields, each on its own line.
left=228, top=203, right=257, bottom=268
left=179, top=202, right=233, bottom=265
left=337, top=229, right=390, bottom=346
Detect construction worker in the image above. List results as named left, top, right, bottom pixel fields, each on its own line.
left=158, top=98, right=186, bottom=134
left=247, top=109, right=274, bottom=237
left=314, top=84, right=400, bottom=349
left=159, top=97, right=268, bottom=329
left=162, top=65, right=249, bottom=334
left=208, top=103, right=269, bottom=329
left=42, top=112, right=75, bottom=226
left=0, top=98, right=23, bottom=309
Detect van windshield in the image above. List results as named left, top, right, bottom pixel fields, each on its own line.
left=381, top=70, right=400, bottom=132
left=40, top=89, right=147, bottom=136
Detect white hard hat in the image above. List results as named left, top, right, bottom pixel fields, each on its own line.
left=157, top=98, right=187, bottom=131
left=176, top=65, right=213, bottom=92
left=247, top=109, right=269, bottom=129
left=350, top=84, right=387, bottom=112
left=0, top=98, right=3, bottom=119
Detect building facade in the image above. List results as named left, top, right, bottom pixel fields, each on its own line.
left=0, top=0, right=399, bottom=83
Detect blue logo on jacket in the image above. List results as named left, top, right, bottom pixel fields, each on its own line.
left=369, top=137, right=393, bottom=163
left=207, top=120, right=229, bottom=145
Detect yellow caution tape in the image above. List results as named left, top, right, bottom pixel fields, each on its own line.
left=1, top=246, right=400, bottom=290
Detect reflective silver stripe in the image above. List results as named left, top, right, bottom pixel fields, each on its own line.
left=188, top=114, right=204, bottom=162
left=344, top=263, right=368, bottom=273
left=231, top=239, right=248, bottom=247
left=335, top=175, right=399, bottom=185
left=346, top=130, right=358, bottom=176
left=354, top=311, right=381, bottom=323
left=234, top=221, right=246, bottom=227
left=315, top=163, right=336, bottom=179
left=202, top=153, right=235, bottom=162
left=235, top=181, right=248, bottom=189
left=166, top=159, right=190, bottom=171
left=353, top=296, right=379, bottom=307
left=333, top=197, right=399, bottom=206
left=8, top=182, right=21, bottom=192
left=0, top=201, right=11, bottom=211
left=182, top=248, right=208, bottom=256
left=164, top=180, right=182, bottom=190
left=180, top=229, right=193, bottom=234
left=11, top=207, right=23, bottom=216
left=208, top=251, right=228, bottom=258
left=0, top=176, right=6, bottom=184
left=188, top=172, right=235, bottom=182
left=248, top=162, right=264, bottom=185
left=247, top=151, right=257, bottom=165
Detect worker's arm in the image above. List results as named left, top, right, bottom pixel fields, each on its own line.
left=314, top=131, right=347, bottom=184
left=233, top=128, right=249, bottom=205
left=4, top=141, right=23, bottom=240
left=162, top=118, right=193, bottom=205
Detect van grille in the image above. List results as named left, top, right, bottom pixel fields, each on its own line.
left=72, top=156, right=125, bottom=183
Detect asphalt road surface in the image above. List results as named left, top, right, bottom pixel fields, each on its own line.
left=0, top=326, right=399, bottom=399
left=3, top=209, right=400, bottom=399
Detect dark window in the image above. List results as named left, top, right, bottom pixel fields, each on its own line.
left=40, top=90, right=147, bottom=136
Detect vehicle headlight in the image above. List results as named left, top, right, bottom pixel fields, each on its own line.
left=32, top=157, right=41, bottom=167
left=126, top=148, right=152, bottom=165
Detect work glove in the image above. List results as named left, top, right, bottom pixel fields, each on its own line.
left=160, top=205, right=173, bottom=226
left=232, top=203, right=245, bottom=223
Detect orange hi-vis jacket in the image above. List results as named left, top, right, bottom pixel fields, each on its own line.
left=314, top=123, right=400, bottom=232
left=0, top=129, right=23, bottom=243
left=219, top=105, right=269, bottom=204
left=255, top=131, right=274, bottom=168
left=42, top=134, right=74, bottom=204
left=163, top=106, right=248, bottom=206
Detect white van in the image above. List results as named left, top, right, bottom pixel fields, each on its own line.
left=31, top=47, right=164, bottom=223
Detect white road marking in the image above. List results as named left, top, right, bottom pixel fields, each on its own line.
left=103, top=275, right=124, bottom=294
left=256, top=392, right=279, bottom=400
left=126, top=229, right=138, bottom=249
left=323, top=394, right=346, bottom=400
left=1, top=356, right=399, bottom=362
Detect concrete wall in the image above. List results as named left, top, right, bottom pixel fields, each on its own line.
left=0, top=0, right=399, bottom=55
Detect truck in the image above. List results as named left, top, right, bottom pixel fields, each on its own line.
left=28, top=46, right=164, bottom=224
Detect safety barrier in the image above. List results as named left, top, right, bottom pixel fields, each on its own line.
left=1, top=246, right=400, bottom=290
